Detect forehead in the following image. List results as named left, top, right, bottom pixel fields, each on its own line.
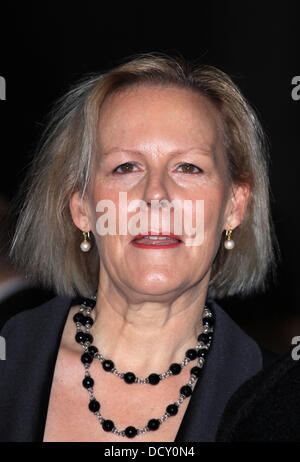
left=97, top=85, right=224, bottom=154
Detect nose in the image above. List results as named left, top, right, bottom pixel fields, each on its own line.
left=143, top=170, right=171, bottom=206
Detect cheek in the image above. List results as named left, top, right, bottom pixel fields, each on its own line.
left=88, top=184, right=120, bottom=228
left=202, top=186, right=228, bottom=234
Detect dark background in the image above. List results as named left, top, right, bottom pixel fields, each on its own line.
left=0, top=2, right=299, bottom=352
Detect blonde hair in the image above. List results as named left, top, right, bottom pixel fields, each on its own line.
left=9, top=52, right=279, bottom=299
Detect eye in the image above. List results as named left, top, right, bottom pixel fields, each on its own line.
left=112, top=162, right=140, bottom=174
left=176, top=163, right=203, bottom=174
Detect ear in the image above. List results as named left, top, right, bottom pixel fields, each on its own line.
left=69, top=190, right=92, bottom=232
left=223, top=182, right=251, bottom=231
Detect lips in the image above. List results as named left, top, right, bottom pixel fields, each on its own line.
left=131, top=232, right=183, bottom=249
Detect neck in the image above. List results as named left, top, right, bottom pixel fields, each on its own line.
left=89, top=280, right=209, bottom=377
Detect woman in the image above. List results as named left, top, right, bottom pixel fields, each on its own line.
left=0, top=53, right=278, bottom=442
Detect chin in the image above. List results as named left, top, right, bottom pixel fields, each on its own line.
left=128, top=273, right=182, bottom=296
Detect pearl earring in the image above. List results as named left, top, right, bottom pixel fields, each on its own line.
left=80, top=231, right=92, bottom=252
left=224, top=229, right=235, bottom=250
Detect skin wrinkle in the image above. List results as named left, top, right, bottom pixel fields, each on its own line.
left=69, top=85, right=249, bottom=373
left=100, top=146, right=213, bottom=157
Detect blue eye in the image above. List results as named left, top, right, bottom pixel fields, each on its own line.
left=177, top=163, right=203, bottom=174
left=113, top=162, right=139, bottom=174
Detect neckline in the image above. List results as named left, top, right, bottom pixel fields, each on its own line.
left=40, top=295, right=212, bottom=442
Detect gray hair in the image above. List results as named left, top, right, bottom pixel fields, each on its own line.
left=9, top=52, right=279, bottom=299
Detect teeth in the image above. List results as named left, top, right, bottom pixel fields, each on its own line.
left=132, top=235, right=181, bottom=244
left=146, top=236, right=169, bottom=240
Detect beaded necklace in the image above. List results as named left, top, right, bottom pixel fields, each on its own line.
left=73, top=296, right=214, bottom=439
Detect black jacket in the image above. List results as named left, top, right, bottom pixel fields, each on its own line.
left=216, top=348, right=300, bottom=442
left=0, top=295, right=275, bottom=442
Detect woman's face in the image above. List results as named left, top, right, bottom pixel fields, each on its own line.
left=71, top=85, right=248, bottom=300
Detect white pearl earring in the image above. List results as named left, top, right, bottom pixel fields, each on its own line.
left=80, top=231, right=92, bottom=252
left=224, top=229, right=235, bottom=250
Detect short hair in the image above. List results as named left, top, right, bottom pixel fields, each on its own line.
left=9, top=52, right=279, bottom=299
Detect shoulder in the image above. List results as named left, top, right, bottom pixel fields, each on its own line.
left=216, top=348, right=300, bottom=441
left=174, top=298, right=274, bottom=442
left=0, top=294, right=75, bottom=388
left=207, top=298, right=264, bottom=363
left=0, top=286, right=56, bottom=331
left=206, top=298, right=267, bottom=393
left=0, top=294, right=74, bottom=337
left=208, top=298, right=278, bottom=366
left=0, top=294, right=77, bottom=441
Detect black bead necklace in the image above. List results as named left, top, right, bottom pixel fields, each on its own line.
left=73, top=295, right=214, bottom=439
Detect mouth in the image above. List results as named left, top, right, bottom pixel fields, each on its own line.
left=131, top=233, right=183, bottom=249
